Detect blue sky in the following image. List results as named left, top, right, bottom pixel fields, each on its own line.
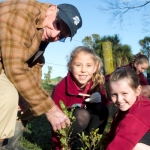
left=40, top=0, right=150, bottom=79
left=1, top=0, right=150, bottom=78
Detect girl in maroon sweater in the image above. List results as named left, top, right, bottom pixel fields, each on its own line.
left=51, top=46, right=109, bottom=150
left=106, top=67, right=150, bottom=150
left=105, top=53, right=150, bottom=98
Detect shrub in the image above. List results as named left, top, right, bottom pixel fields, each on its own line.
left=56, top=100, right=104, bottom=150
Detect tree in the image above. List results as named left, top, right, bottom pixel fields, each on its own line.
left=82, top=34, right=103, bottom=59
left=101, top=34, right=120, bottom=47
left=98, top=0, right=150, bottom=26
left=102, top=35, right=132, bottom=68
left=44, top=66, right=52, bottom=84
left=113, top=44, right=132, bottom=68
left=139, top=36, right=150, bottom=58
left=139, top=36, right=150, bottom=77
left=82, top=34, right=133, bottom=69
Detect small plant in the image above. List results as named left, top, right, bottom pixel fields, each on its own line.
left=79, top=128, right=102, bottom=150
left=56, top=100, right=106, bottom=150
left=55, top=100, right=76, bottom=150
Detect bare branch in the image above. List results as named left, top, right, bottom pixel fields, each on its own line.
left=122, top=1, right=150, bottom=10
left=98, top=0, right=150, bottom=28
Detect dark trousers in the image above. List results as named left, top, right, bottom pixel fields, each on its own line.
left=70, top=103, right=109, bottom=136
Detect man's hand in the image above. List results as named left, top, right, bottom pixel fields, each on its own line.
left=45, top=105, right=70, bottom=131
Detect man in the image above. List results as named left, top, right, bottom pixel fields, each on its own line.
left=0, top=0, right=82, bottom=149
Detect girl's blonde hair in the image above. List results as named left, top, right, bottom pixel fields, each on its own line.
left=131, top=52, right=149, bottom=68
left=67, top=46, right=104, bottom=92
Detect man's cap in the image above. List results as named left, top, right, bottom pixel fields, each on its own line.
left=57, top=4, right=82, bottom=39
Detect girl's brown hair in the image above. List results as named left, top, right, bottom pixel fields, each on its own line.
left=131, top=52, right=149, bottom=68
left=67, top=46, right=104, bottom=92
left=107, top=67, right=140, bottom=95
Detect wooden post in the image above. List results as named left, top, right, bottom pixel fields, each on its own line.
left=102, top=42, right=114, bottom=75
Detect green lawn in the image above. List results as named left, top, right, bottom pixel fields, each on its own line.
left=20, top=83, right=116, bottom=150
left=21, top=114, right=54, bottom=150
left=20, top=104, right=116, bottom=150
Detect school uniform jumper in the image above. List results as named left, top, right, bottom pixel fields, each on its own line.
left=106, top=95, right=150, bottom=150
left=51, top=71, right=109, bottom=149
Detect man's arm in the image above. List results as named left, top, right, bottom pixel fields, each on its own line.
left=0, top=3, right=70, bottom=130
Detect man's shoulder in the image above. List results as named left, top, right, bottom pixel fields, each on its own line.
left=0, top=0, right=49, bottom=14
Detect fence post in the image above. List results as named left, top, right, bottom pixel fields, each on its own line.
left=102, top=42, right=114, bottom=75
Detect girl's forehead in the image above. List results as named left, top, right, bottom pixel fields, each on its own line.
left=75, top=51, right=94, bottom=57
left=73, top=53, right=95, bottom=64
left=137, top=61, right=148, bottom=65
left=110, top=79, right=130, bottom=87
left=142, top=62, right=149, bottom=65
left=139, top=62, right=149, bottom=67
left=77, top=51, right=89, bottom=54
left=110, top=78, right=137, bottom=91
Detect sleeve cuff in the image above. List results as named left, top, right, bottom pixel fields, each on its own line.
left=30, top=98, right=55, bottom=116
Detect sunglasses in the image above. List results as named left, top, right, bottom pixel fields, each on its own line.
left=55, top=17, right=66, bottom=42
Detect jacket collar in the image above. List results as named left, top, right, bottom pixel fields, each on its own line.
left=66, top=72, right=92, bottom=95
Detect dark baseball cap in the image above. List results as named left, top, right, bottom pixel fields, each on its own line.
left=57, top=4, right=82, bottom=39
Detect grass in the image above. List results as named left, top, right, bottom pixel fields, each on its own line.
left=21, top=115, right=54, bottom=150
left=20, top=104, right=116, bottom=150
left=20, top=84, right=117, bottom=150
left=21, top=117, right=114, bottom=150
